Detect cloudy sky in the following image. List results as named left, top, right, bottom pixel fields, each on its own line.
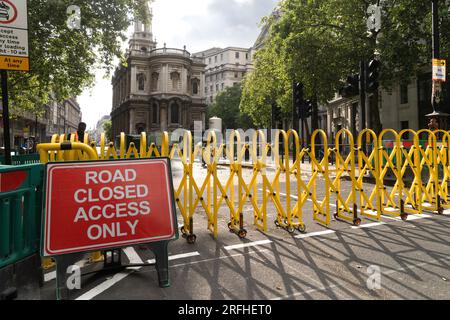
left=78, top=0, right=279, bottom=130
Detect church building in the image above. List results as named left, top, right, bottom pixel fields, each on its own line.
left=111, top=2, right=207, bottom=138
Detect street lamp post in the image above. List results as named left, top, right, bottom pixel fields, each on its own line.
left=427, top=0, right=449, bottom=130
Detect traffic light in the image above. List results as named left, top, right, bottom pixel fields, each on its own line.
left=339, top=74, right=360, bottom=98
left=366, top=59, right=381, bottom=93
left=299, top=100, right=313, bottom=119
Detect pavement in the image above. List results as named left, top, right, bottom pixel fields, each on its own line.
left=32, top=160, right=450, bottom=300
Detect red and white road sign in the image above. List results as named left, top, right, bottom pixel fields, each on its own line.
left=42, top=159, right=177, bottom=257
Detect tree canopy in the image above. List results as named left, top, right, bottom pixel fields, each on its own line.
left=6, top=0, right=149, bottom=116
left=241, top=0, right=450, bottom=131
left=208, top=84, right=254, bottom=130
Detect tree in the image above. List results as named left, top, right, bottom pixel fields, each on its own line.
left=242, top=0, right=450, bottom=133
left=103, top=119, right=112, bottom=142
left=208, top=84, right=254, bottom=130
left=6, top=0, right=149, bottom=116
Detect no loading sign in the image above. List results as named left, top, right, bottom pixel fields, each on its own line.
left=0, top=0, right=18, bottom=25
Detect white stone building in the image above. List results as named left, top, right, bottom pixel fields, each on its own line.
left=193, top=47, right=254, bottom=104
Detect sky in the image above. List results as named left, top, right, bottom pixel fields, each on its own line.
left=78, top=0, right=279, bottom=130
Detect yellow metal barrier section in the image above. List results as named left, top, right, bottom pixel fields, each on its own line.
left=37, top=129, right=450, bottom=245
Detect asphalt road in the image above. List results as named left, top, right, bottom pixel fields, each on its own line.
left=35, top=161, right=450, bottom=300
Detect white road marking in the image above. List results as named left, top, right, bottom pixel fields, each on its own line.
left=76, top=248, right=200, bottom=300
left=383, top=214, right=431, bottom=221
left=295, top=230, right=336, bottom=239
left=351, top=222, right=386, bottom=229
left=76, top=247, right=143, bottom=300
left=147, top=251, right=200, bottom=264
left=224, top=240, right=273, bottom=251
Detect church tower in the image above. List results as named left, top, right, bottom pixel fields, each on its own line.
left=129, top=0, right=157, bottom=53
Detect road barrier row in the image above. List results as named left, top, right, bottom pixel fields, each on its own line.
left=33, top=129, right=449, bottom=244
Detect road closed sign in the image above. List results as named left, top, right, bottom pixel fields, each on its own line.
left=42, top=159, right=178, bottom=257
left=0, top=0, right=29, bottom=71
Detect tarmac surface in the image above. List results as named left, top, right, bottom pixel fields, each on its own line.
left=34, top=159, right=450, bottom=300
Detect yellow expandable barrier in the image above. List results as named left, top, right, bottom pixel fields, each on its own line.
left=38, top=128, right=450, bottom=245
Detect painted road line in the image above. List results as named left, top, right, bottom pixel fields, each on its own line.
left=443, top=209, right=450, bottom=216
left=351, top=222, right=386, bottom=229
left=76, top=247, right=143, bottom=300
left=147, top=251, right=200, bottom=264
left=295, top=230, right=336, bottom=239
left=383, top=214, right=431, bottom=221
left=224, top=239, right=273, bottom=251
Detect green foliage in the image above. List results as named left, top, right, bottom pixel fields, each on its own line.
left=6, top=0, right=149, bottom=116
left=241, top=0, right=450, bottom=129
left=208, top=84, right=254, bottom=130
left=103, top=119, right=112, bottom=141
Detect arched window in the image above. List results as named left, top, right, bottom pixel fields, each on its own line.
left=151, top=72, right=159, bottom=91
left=170, top=102, right=180, bottom=124
left=137, top=73, right=146, bottom=91
left=171, top=72, right=180, bottom=91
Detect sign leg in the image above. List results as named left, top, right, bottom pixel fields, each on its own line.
left=147, top=242, right=170, bottom=288
left=54, top=253, right=84, bottom=300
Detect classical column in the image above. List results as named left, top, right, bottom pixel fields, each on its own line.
left=129, top=109, right=135, bottom=134
left=160, top=102, right=168, bottom=132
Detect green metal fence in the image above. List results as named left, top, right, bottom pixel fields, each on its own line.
left=0, top=154, right=41, bottom=166
left=0, top=164, right=44, bottom=269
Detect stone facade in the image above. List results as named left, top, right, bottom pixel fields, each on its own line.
left=111, top=3, right=207, bottom=137
left=193, top=47, right=254, bottom=104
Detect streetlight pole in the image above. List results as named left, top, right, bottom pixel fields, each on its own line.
left=427, top=0, right=449, bottom=130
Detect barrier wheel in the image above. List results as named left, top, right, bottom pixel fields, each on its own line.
left=228, top=222, right=233, bottom=231
left=353, top=218, right=362, bottom=226
left=400, top=213, right=408, bottom=221
left=238, top=229, right=247, bottom=239
left=186, top=234, right=197, bottom=244
left=438, top=207, right=444, bottom=215
left=333, top=213, right=339, bottom=220
left=274, top=220, right=280, bottom=227
left=297, top=225, right=307, bottom=234
left=287, top=226, right=296, bottom=234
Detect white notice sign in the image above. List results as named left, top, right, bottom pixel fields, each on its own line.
left=0, top=0, right=29, bottom=71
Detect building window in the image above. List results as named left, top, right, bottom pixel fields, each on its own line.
left=221, top=83, right=224, bottom=90
left=210, top=96, right=213, bottom=103
left=216, top=84, right=219, bottom=92
left=400, top=83, right=408, bottom=104
left=152, top=103, right=158, bottom=124
left=220, top=53, right=223, bottom=61
left=215, top=56, right=218, bottom=63
left=246, top=53, right=249, bottom=60
left=170, top=102, right=180, bottom=124
left=137, top=73, right=146, bottom=91
left=234, top=72, right=238, bottom=78
left=235, top=52, right=240, bottom=59
left=208, top=58, right=211, bottom=64
left=171, top=72, right=180, bottom=91
left=151, top=72, right=159, bottom=91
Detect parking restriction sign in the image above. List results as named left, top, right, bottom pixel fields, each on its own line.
left=0, top=0, right=29, bottom=71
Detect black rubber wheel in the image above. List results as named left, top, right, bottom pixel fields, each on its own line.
left=228, top=222, right=233, bottom=230
left=400, top=213, right=408, bottom=221
left=353, top=218, right=362, bottom=226
left=180, top=226, right=186, bottom=234
left=287, top=226, right=296, bottom=234
left=238, top=229, right=247, bottom=239
left=333, top=213, right=339, bottom=220
left=274, top=220, right=280, bottom=227
left=297, top=225, right=307, bottom=234
left=186, top=234, right=197, bottom=244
